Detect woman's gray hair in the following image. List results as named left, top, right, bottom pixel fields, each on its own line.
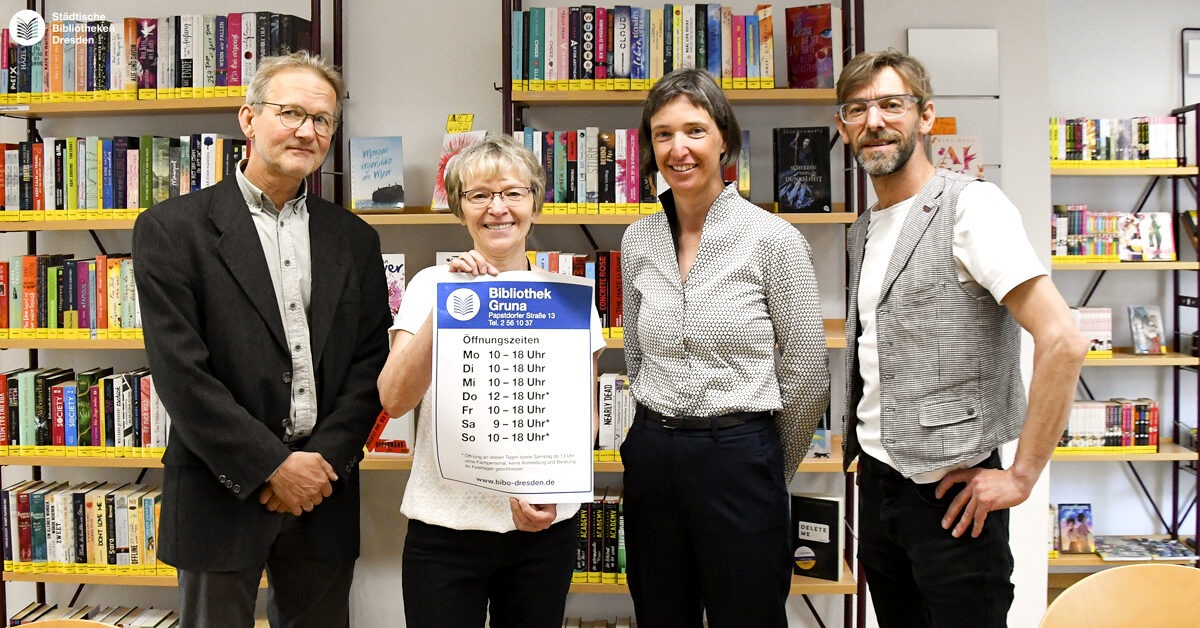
left=444, top=134, right=546, bottom=220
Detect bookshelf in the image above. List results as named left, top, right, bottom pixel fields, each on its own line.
left=568, top=562, right=858, bottom=595
left=1049, top=166, right=1199, bottom=177
left=499, top=2, right=866, bottom=625
left=1048, top=102, right=1200, bottom=580
left=0, top=96, right=244, bottom=118
left=511, top=87, right=838, bottom=106
left=0, top=4, right=333, bottom=623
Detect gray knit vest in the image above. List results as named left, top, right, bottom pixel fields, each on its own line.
left=842, top=169, right=1026, bottom=478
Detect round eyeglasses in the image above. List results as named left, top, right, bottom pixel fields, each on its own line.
left=256, top=102, right=340, bottom=137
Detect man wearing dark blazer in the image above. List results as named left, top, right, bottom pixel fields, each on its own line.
left=132, top=52, right=390, bottom=627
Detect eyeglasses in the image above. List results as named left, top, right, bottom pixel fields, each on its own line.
left=837, top=94, right=921, bottom=125
left=461, top=187, right=534, bottom=208
left=256, top=102, right=340, bottom=137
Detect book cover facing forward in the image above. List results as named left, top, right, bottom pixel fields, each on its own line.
left=791, top=493, right=843, bottom=581
left=773, top=127, right=831, bottom=213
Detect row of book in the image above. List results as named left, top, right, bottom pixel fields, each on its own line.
left=490, top=249, right=625, bottom=338
left=1, top=480, right=170, bottom=576
left=1048, top=116, right=1183, bottom=167
left=597, top=373, right=634, bottom=461
left=1, top=12, right=311, bottom=103
left=0, top=366, right=172, bottom=457
left=510, top=4, right=841, bottom=91
left=1070, top=304, right=1169, bottom=358
left=1056, top=398, right=1159, bottom=454
left=1051, top=206, right=1176, bottom=262
left=11, top=602, right=180, bottom=626
left=0, top=254, right=142, bottom=339
left=1071, top=307, right=1113, bottom=358
left=0, top=134, right=247, bottom=217
left=511, top=125, right=834, bottom=215
left=562, top=619, right=633, bottom=628
left=575, top=488, right=626, bottom=584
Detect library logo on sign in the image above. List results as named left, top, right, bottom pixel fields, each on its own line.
left=447, top=288, right=480, bottom=321
left=9, top=10, right=45, bottom=46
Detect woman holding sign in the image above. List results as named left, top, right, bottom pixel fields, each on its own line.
left=378, top=135, right=605, bottom=628
left=620, top=68, right=830, bottom=627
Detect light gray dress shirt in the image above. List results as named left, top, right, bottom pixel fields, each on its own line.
left=235, top=161, right=318, bottom=442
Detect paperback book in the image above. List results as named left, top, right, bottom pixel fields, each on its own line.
left=790, top=493, right=843, bottom=581
left=349, top=136, right=404, bottom=210
left=431, top=131, right=487, bottom=211
left=1057, top=503, right=1094, bottom=554
left=1127, top=305, right=1166, bottom=355
left=930, top=135, right=984, bottom=178
left=772, top=127, right=831, bottom=213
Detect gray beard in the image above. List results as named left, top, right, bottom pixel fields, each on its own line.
left=855, top=133, right=918, bottom=176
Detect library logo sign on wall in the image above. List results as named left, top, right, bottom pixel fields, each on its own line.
left=447, top=288, right=481, bottom=321
left=9, top=10, right=44, bottom=46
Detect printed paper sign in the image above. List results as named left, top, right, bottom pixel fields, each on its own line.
left=433, top=271, right=594, bottom=502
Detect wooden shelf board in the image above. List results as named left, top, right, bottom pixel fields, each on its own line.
left=0, top=96, right=244, bottom=118
left=0, top=219, right=138, bottom=231
left=825, top=319, right=846, bottom=349
left=363, top=436, right=856, bottom=474
left=2, top=570, right=266, bottom=587
left=567, top=560, right=854, bottom=594
left=1049, top=535, right=1198, bottom=568
left=1052, top=440, right=1197, bottom=462
left=0, top=338, right=144, bottom=350
left=0, top=454, right=162, bottom=467
left=512, top=88, right=837, bottom=106
left=1052, top=261, right=1200, bottom=271
left=357, top=206, right=852, bottom=226
left=1050, top=166, right=1199, bottom=176
left=1084, top=348, right=1199, bottom=367
left=605, top=337, right=623, bottom=350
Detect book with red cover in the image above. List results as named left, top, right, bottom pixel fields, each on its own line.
left=785, top=4, right=838, bottom=89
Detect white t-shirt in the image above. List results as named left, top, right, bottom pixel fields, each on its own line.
left=856, top=181, right=1046, bottom=483
left=390, top=265, right=607, bottom=532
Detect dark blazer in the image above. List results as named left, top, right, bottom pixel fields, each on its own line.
left=132, top=175, right=391, bottom=571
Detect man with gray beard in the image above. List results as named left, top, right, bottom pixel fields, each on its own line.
left=834, top=50, right=1087, bottom=628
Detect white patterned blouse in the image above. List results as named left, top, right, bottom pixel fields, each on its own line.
left=620, top=183, right=830, bottom=480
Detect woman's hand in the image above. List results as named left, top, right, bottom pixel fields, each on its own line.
left=449, top=250, right=501, bottom=277
left=509, top=498, right=558, bottom=532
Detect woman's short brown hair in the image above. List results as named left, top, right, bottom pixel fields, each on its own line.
left=638, top=68, right=741, bottom=180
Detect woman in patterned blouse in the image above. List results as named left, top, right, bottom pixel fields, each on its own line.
left=377, top=136, right=605, bottom=628
left=619, top=68, right=830, bottom=627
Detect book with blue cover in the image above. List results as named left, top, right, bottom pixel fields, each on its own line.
left=350, top=136, right=405, bottom=210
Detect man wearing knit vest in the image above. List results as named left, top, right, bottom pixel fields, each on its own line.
left=835, top=50, right=1088, bottom=628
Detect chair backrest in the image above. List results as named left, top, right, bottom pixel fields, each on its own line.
left=25, top=620, right=111, bottom=627
left=1041, top=563, right=1200, bottom=628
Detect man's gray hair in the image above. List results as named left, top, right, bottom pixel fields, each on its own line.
left=246, top=51, right=345, bottom=118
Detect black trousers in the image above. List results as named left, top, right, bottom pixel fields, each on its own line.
left=401, top=517, right=576, bottom=628
left=858, top=451, right=1014, bottom=628
left=176, top=514, right=354, bottom=628
left=620, top=413, right=791, bottom=628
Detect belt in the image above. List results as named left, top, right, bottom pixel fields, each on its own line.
left=638, top=404, right=772, bottom=430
